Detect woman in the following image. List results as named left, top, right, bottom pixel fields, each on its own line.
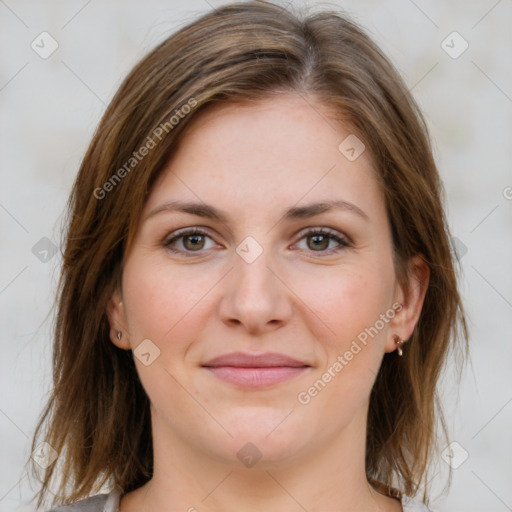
left=30, top=1, right=468, bottom=511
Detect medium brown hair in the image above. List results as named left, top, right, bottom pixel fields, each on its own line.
left=29, top=1, right=468, bottom=509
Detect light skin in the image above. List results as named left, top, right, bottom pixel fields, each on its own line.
left=107, top=93, right=429, bottom=512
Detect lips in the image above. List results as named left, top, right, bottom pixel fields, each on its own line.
left=201, top=352, right=311, bottom=388
left=201, top=352, right=309, bottom=368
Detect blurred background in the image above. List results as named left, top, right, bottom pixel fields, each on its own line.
left=0, top=1, right=511, bottom=510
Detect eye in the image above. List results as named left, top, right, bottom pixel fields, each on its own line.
left=163, top=226, right=351, bottom=258
left=294, top=227, right=351, bottom=255
left=163, top=228, right=217, bottom=256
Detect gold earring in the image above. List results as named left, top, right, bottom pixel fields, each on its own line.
left=393, top=334, right=405, bottom=356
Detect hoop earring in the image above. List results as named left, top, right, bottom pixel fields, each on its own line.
left=116, top=331, right=122, bottom=341
left=393, top=334, right=405, bottom=356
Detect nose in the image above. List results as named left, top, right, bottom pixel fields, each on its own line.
left=217, top=246, right=293, bottom=335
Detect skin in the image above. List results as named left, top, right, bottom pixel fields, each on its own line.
left=107, top=93, right=429, bottom=512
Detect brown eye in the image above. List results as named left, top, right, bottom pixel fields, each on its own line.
left=182, top=233, right=206, bottom=251
left=295, top=228, right=350, bottom=254
left=307, top=234, right=330, bottom=251
left=164, top=228, right=215, bottom=256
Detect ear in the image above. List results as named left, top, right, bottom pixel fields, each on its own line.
left=106, top=288, right=131, bottom=350
left=385, top=254, right=430, bottom=353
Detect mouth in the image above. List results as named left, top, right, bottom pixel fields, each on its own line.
left=201, top=352, right=311, bottom=388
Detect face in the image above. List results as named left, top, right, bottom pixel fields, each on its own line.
left=108, top=93, right=424, bottom=469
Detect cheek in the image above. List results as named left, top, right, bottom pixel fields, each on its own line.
left=121, top=256, right=215, bottom=411
left=292, top=263, right=393, bottom=347
left=122, top=255, right=216, bottom=343
left=291, top=264, right=394, bottom=407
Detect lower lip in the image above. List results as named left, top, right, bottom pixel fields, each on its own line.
left=203, top=366, right=309, bottom=388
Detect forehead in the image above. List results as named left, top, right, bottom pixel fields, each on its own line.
left=144, top=93, right=382, bottom=221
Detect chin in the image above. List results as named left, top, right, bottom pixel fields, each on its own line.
left=205, top=409, right=307, bottom=465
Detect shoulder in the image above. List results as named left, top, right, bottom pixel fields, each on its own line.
left=401, top=494, right=431, bottom=512
left=46, top=490, right=120, bottom=512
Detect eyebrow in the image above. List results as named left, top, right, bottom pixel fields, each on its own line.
left=145, top=199, right=369, bottom=223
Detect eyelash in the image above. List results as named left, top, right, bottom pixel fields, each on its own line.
left=163, top=227, right=351, bottom=258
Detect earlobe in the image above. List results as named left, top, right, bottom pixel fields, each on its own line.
left=106, top=291, right=131, bottom=350
left=387, top=254, right=430, bottom=353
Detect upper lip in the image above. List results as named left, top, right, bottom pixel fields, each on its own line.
left=201, top=352, right=310, bottom=368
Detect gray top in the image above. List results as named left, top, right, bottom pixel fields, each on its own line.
left=47, top=489, right=431, bottom=511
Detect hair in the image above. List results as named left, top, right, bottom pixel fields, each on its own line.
left=29, top=1, right=468, bottom=509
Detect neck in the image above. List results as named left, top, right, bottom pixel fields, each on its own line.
left=123, top=406, right=399, bottom=512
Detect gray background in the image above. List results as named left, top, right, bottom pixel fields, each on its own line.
left=1, top=1, right=511, bottom=511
